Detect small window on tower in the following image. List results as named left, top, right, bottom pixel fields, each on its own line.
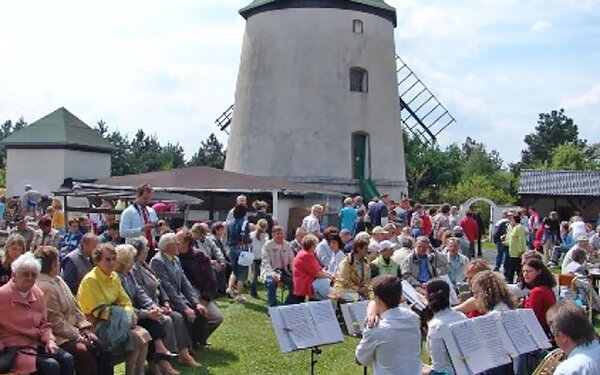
left=350, top=68, right=368, bottom=92
left=353, top=19, right=363, bottom=34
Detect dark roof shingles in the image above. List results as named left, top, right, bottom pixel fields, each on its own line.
left=518, top=170, right=600, bottom=196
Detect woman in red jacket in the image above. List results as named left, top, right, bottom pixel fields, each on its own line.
left=522, top=258, right=556, bottom=335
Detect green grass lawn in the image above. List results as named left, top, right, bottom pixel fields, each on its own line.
left=116, top=288, right=368, bottom=375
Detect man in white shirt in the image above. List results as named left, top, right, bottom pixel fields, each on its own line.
left=301, top=204, right=323, bottom=238
left=446, top=237, right=470, bottom=285
left=548, top=301, right=600, bottom=375
left=119, top=184, right=158, bottom=247
left=261, top=226, right=295, bottom=307
left=355, top=275, right=422, bottom=375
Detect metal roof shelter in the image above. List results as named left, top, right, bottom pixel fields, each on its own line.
left=56, top=166, right=344, bottom=223
left=518, top=169, right=600, bottom=221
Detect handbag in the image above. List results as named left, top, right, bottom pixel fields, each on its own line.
left=238, top=250, right=255, bottom=267
left=0, top=347, right=18, bottom=373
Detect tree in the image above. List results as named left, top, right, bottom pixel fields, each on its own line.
left=439, top=174, right=515, bottom=206
left=548, top=143, right=597, bottom=171
left=188, top=133, right=226, bottom=169
left=521, top=109, right=585, bottom=167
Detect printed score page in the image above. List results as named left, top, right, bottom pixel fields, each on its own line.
left=448, top=319, right=494, bottom=374
left=306, top=300, right=344, bottom=345
left=501, top=310, right=539, bottom=354
left=439, top=275, right=460, bottom=306
left=401, top=280, right=426, bottom=310
left=279, top=304, right=321, bottom=349
left=439, top=324, right=471, bottom=375
left=472, top=314, right=514, bottom=365
left=517, top=309, right=552, bottom=349
left=268, top=307, right=296, bottom=353
left=349, top=300, right=370, bottom=334
left=340, top=304, right=358, bottom=336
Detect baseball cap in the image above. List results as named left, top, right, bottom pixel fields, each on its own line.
left=372, top=226, right=388, bottom=234
left=379, top=240, right=395, bottom=251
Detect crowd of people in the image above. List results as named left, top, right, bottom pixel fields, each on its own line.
left=0, top=185, right=599, bottom=375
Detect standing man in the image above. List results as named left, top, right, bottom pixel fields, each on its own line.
left=492, top=210, right=510, bottom=273
left=338, top=197, right=358, bottom=232
left=120, top=184, right=158, bottom=249
left=369, top=194, right=389, bottom=227
left=460, top=210, right=479, bottom=258
left=301, top=204, right=324, bottom=238
left=355, top=275, right=422, bottom=375
left=226, top=195, right=247, bottom=223
left=474, top=210, right=485, bottom=257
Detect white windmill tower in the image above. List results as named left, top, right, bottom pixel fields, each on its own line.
left=220, top=0, right=454, bottom=199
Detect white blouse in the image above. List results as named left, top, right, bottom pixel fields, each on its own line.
left=427, top=308, right=467, bottom=374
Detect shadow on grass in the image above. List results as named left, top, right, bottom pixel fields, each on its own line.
left=243, top=300, right=269, bottom=315
left=202, top=348, right=239, bottom=368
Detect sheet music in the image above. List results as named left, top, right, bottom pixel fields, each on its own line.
left=340, top=303, right=357, bottom=335
left=401, top=280, right=426, bottom=310
left=501, top=310, right=539, bottom=354
left=439, top=275, right=460, bottom=306
left=350, top=300, right=369, bottom=333
left=279, top=304, right=320, bottom=349
left=268, top=307, right=296, bottom=353
left=449, top=319, right=493, bottom=374
left=306, top=300, right=344, bottom=345
left=439, top=324, right=471, bottom=375
left=518, top=309, right=552, bottom=349
left=472, top=314, right=514, bottom=366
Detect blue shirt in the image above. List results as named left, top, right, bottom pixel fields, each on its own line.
left=338, top=206, right=358, bottom=231
left=554, top=340, right=600, bottom=375
left=417, top=255, right=431, bottom=283
left=0, top=202, right=5, bottom=220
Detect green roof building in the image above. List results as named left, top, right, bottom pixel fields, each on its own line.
left=2, top=107, right=114, bottom=196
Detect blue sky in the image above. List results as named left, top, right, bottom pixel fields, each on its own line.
left=0, top=0, right=598, bottom=165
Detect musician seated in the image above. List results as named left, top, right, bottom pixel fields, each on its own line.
left=546, top=301, right=600, bottom=374
left=355, top=275, right=422, bottom=375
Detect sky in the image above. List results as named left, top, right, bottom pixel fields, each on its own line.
left=0, top=0, right=599, bottom=165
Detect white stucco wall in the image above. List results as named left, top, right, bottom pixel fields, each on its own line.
left=63, top=149, right=111, bottom=180
left=225, top=8, right=407, bottom=198
left=5, top=148, right=111, bottom=197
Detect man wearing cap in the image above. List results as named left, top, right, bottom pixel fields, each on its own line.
left=369, top=226, right=388, bottom=259
left=371, top=240, right=401, bottom=278
left=31, top=216, right=60, bottom=251
left=9, top=214, right=36, bottom=251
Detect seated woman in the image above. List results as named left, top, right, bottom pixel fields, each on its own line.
left=175, top=229, right=224, bottom=343
left=332, top=239, right=372, bottom=301
left=425, top=278, right=466, bottom=375
left=77, top=243, right=150, bottom=375
left=0, top=252, right=74, bottom=375
left=522, top=258, right=557, bottom=336
left=150, top=233, right=208, bottom=349
left=59, top=218, right=84, bottom=259
left=35, top=246, right=104, bottom=375
left=115, top=244, right=181, bottom=375
left=130, top=237, right=200, bottom=368
left=452, top=259, right=492, bottom=318
left=292, top=234, right=334, bottom=301
left=0, top=233, right=26, bottom=286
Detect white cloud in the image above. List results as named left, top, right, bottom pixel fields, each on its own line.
left=530, top=21, right=551, bottom=33
left=561, top=83, right=600, bottom=109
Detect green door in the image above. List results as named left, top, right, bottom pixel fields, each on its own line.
left=353, top=133, right=367, bottom=179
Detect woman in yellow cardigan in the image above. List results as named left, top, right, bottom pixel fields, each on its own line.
left=332, top=239, right=372, bottom=301
left=77, top=243, right=150, bottom=375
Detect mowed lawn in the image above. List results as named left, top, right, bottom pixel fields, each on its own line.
left=116, top=288, right=367, bottom=375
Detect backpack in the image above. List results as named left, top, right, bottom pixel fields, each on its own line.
left=229, top=219, right=250, bottom=246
